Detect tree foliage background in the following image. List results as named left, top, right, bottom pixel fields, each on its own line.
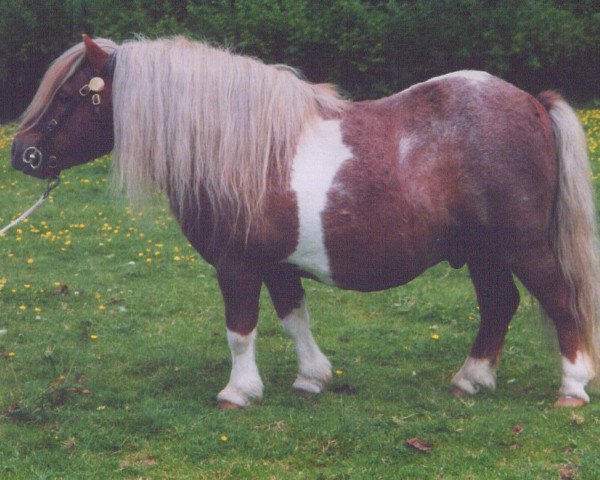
left=1, top=0, right=598, bottom=122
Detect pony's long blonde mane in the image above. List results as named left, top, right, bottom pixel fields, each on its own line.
left=20, top=39, right=118, bottom=129
left=112, top=36, right=347, bottom=235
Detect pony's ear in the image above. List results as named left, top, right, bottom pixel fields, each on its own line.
left=82, top=34, right=109, bottom=73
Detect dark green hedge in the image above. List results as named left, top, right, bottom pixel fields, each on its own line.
left=1, top=0, right=598, bottom=121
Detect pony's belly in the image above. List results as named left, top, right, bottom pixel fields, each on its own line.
left=285, top=118, right=353, bottom=286
left=285, top=252, right=438, bottom=291
left=328, top=258, right=435, bottom=292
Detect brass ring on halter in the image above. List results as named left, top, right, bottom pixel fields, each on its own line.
left=22, top=146, right=43, bottom=170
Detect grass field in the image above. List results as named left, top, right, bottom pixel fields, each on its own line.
left=1, top=111, right=600, bottom=479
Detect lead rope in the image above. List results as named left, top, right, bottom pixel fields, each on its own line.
left=0, top=177, right=61, bottom=236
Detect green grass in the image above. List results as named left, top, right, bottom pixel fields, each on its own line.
left=1, top=111, right=600, bottom=479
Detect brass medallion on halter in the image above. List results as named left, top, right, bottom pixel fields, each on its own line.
left=89, top=77, right=105, bottom=93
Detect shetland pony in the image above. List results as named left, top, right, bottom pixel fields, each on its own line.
left=11, top=35, right=600, bottom=408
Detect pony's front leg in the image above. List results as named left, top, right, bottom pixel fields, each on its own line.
left=265, top=268, right=332, bottom=395
left=216, top=263, right=264, bottom=409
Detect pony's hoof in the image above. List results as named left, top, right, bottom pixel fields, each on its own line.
left=218, top=400, right=244, bottom=410
left=294, top=387, right=319, bottom=398
left=554, top=395, right=587, bottom=408
left=292, top=376, right=327, bottom=396
left=450, top=386, right=467, bottom=398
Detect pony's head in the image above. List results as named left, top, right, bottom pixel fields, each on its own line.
left=11, top=35, right=117, bottom=179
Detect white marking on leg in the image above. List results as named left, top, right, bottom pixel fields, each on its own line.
left=451, top=357, right=496, bottom=395
left=217, top=329, right=263, bottom=407
left=286, top=119, right=353, bottom=284
left=560, top=351, right=593, bottom=402
left=282, top=298, right=332, bottom=394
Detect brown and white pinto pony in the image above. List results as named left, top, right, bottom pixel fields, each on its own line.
left=11, top=35, right=600, bottom=408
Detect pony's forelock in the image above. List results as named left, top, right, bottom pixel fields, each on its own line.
left=111, top=36, right=347, bottom=236
left=20, top=38, right=118, bottom=129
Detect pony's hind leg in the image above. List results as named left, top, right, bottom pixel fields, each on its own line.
left=451, top=255, right=520, bottom=396
left=512, top=248, right=594, bottom=406
left=215, top=263, right=264, bottom=409
left=264, top=267, right=332, bottom=395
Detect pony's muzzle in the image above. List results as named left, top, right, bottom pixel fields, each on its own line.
left=22, top=146, right=43, bottom=170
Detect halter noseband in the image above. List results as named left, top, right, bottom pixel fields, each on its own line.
left=23, top=55, right=115, bottom=173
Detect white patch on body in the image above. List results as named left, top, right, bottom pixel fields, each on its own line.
left=217, top=329, right=263, bottom=407
left=401, top=70, right=491, bottom=97
left=451, top=357, right=496, bottom=395
left=286, top=119, right=353, bottom=284
left=432, top=70, right=491, bottom=84
left=282, top=298, right=332, bottom=393
left=560, top=351, right=594, bottom=402
left=398, top=134, right=417, bottom=160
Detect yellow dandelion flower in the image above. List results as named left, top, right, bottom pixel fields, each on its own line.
left=220, top=435, right=228, bottom=442
left=7, top=352, right=16, bottom=357
left=90, top=335, right=98, bottom=340
left=335, top=370, right=344, bottom=375
left=26, top=258, right=33, bottom=264
left=98, top=305, right=106, bottom=311
left=18, top=305, right=26, bottom=311
left=431, top=333, right=440, bottom=340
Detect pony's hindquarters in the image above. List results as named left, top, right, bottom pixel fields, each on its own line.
left=454, top=89, right=600, bottom=406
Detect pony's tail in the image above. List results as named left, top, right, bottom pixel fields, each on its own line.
left=539, top=91, right=600, bottom=374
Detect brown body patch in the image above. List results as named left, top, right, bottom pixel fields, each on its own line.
left=321, top=75, right=556, bottom=292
